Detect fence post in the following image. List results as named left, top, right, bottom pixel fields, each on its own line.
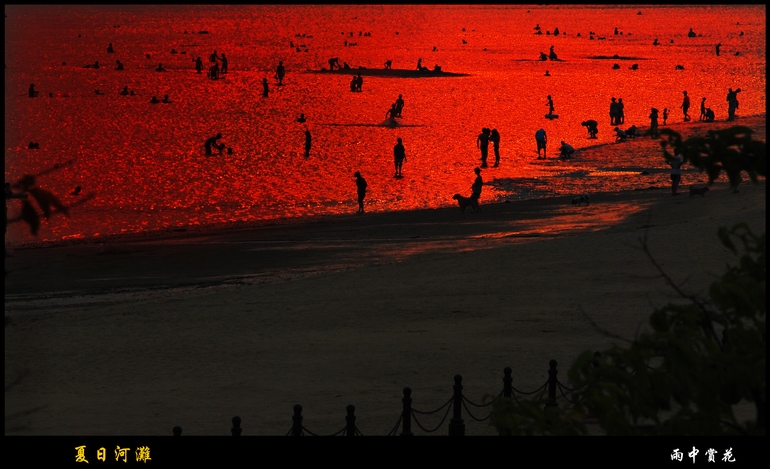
left=545, top=360, right=558, bottom=408
left=503, top=367, right=513, bottom=398
left=291, top=404, right=303, bottom=436
left=400, top=387, right=413, bottom=436
left=345, top=405, right=356, bottom=436
left=231, top=416, right=242, bottom=436
left=448, top=374, right=465, bottom=436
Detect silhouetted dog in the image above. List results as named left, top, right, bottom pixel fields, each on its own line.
left=689, top=186, right=709, bottom=197
left=453, top=194, right=480, bottom=213
left=571, top=194, right=590, bottom=206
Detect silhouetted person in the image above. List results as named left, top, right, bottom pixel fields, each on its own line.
left=662, top=107, right=669, bottom=125
left=150, top=96, right=160, bottom=104
left=548, top=45, right=557, bottom=60
left=559, top=141, right=575, bottom=159
left=681, top=91, right=691, bottom=121
left=156, top=63, right=166, bottom=72
left=726, top=88, right=741, bottom=121
left=687, top=28, right=696, bottom=38
left=195, top=56, right=203, bottom=74
left=581, top=120, right=598, bottom=138
left=297, top=113, right=306, bottom=123
left=471, top=167, right=483, bottom=202
left=107, top=43, right=114, bottom=53
left=535, top=128, right=547, bottom=158
left=210, top=50, right=220, bottom=63
left=162, top=94, right=172, bottom=103
left=539, top=51, right=548, bottom=61
left=385, top=104, right=398, bottom=121
left=416, top=58, right=423, bottom=70
left=84, top=61, right=100, bottom=69
left=544, top=70, right=550, bottom=76
left=653, top=38, right=659, bottom=46
left=385, top=137, right=405, bottom=179
left=276, top=60, right=285, bottom=84
left=115, top=60, right=124, bottom=70
left=704, top=108, right=715, bottom=122
left=205, top=133, right=223, bottom=156
left=119, top=86, right=129, bottom=95
left=617, top=98, right=625, bottom=124
left=394, top=94, right=404, bottom=117
left=613, top=126, right=628, bottom=141
left=354, top=171, right=367, bottom=213
left=28, top=84, right=39, bottom=98
left=304, top=130, right=312, bottom=157
left=328, top=57, right=340, bottom=70
left=477, top=128, right=490, bottom=168
left=220, top=53, right=228, bottom=74
left=699, top=97, right=707, bottom=121
left=208, top=63, right=219, bottom=79
left=546, top=95, right=555, bottom=115
left=626, top=125, right=640, bottom=138
left=354, top=74, right=363, bottom=92
left=669, top=154, right=684, bottom=195
left=71, top=185, right=82, bottom=196
left=384, top=60, right=392, bottom=69
left=490, top=128, right=501, bottom=167
left=715, top=43, right=721, bottom=56
left=649, top=108, right=659, bottom=138
left=609, top=97, right=619, bottom=125
left=262, top=78, right=269, bottom=97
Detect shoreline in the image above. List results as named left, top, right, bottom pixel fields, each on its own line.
left=7, top=113, right=765, bottom=252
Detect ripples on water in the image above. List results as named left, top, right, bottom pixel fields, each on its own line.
left=4, top=5, right=766, bottom=243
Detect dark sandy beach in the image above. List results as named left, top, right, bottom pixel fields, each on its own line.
left=5, top=117, right=766, bottom=436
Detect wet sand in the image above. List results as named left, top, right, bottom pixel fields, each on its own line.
left=5, top=117, right=766, bottom=436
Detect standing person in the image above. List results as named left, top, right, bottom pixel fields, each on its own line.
left=354, top=171, right=367, bottom=213
left=662, top=107, right=669, bottom=125
left=490, top=129, right=501, bottom=167
left=394, top=94, right=404, bottom=117
left=700, top=97, right=707, bottom=121
left=535, top=128, right=547, bottom=159
left=545, top=95, right=555, bottom=115
left=668, top=153, right=684, bottom=195
left=304, top=130, right=311, bottom=158
left=355, top=74, right=363, bottom=92
left=617, top=98, right=625, bottom=124
left=220, top=53, right=228, bottom=74
left=715, top=43, right=721, bottom=56
left=262, top=78, right=269, bottom=97
left=726, top=87, right=741, bottom=121
left=276, top=60, right=285, bottom=85
left=28, top=84, right=39, bottom=98
left=195, top=56, right=203, bottom=74
left=609, top=97, right=618, bottom=125
left=680, top=91, right=691, bottom=121
left=476, top=128, right=490, bottom=168
left=649, top=108, right=659, bottom=139
left=471, top=167, right=483, bottom=202
left=393, top=137, right=406, bottom=177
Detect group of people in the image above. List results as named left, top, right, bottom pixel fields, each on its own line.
left=476, top=128, right=501, bottom=168
left=199, top=50, right=228, bottom=80
left=609, top=98, right=625, bottom=125
left=385, top=94, right=405, bottom=120
left=349, top=74, right=363, bottom=92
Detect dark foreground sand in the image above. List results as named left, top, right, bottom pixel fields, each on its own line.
left=5, top=117, right=766, bottom=436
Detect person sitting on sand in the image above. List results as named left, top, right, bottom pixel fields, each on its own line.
left=549, top=46, right=558, bottom=60
left=156, top=63, right=167, bottom=72
left=613, top=127, right=628, bottom=141
left=29, top=83, right=39, bottom=98
left=115, top=60, right=124, bottom=70
left=581, top=120, right=599, bottom=139
left=559, top=141, right=575, bottom=159
left=539, top=51, right=548, bottom=61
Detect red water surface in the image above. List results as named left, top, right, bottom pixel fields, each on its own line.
left=4, top=5, right=766, bottom=244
